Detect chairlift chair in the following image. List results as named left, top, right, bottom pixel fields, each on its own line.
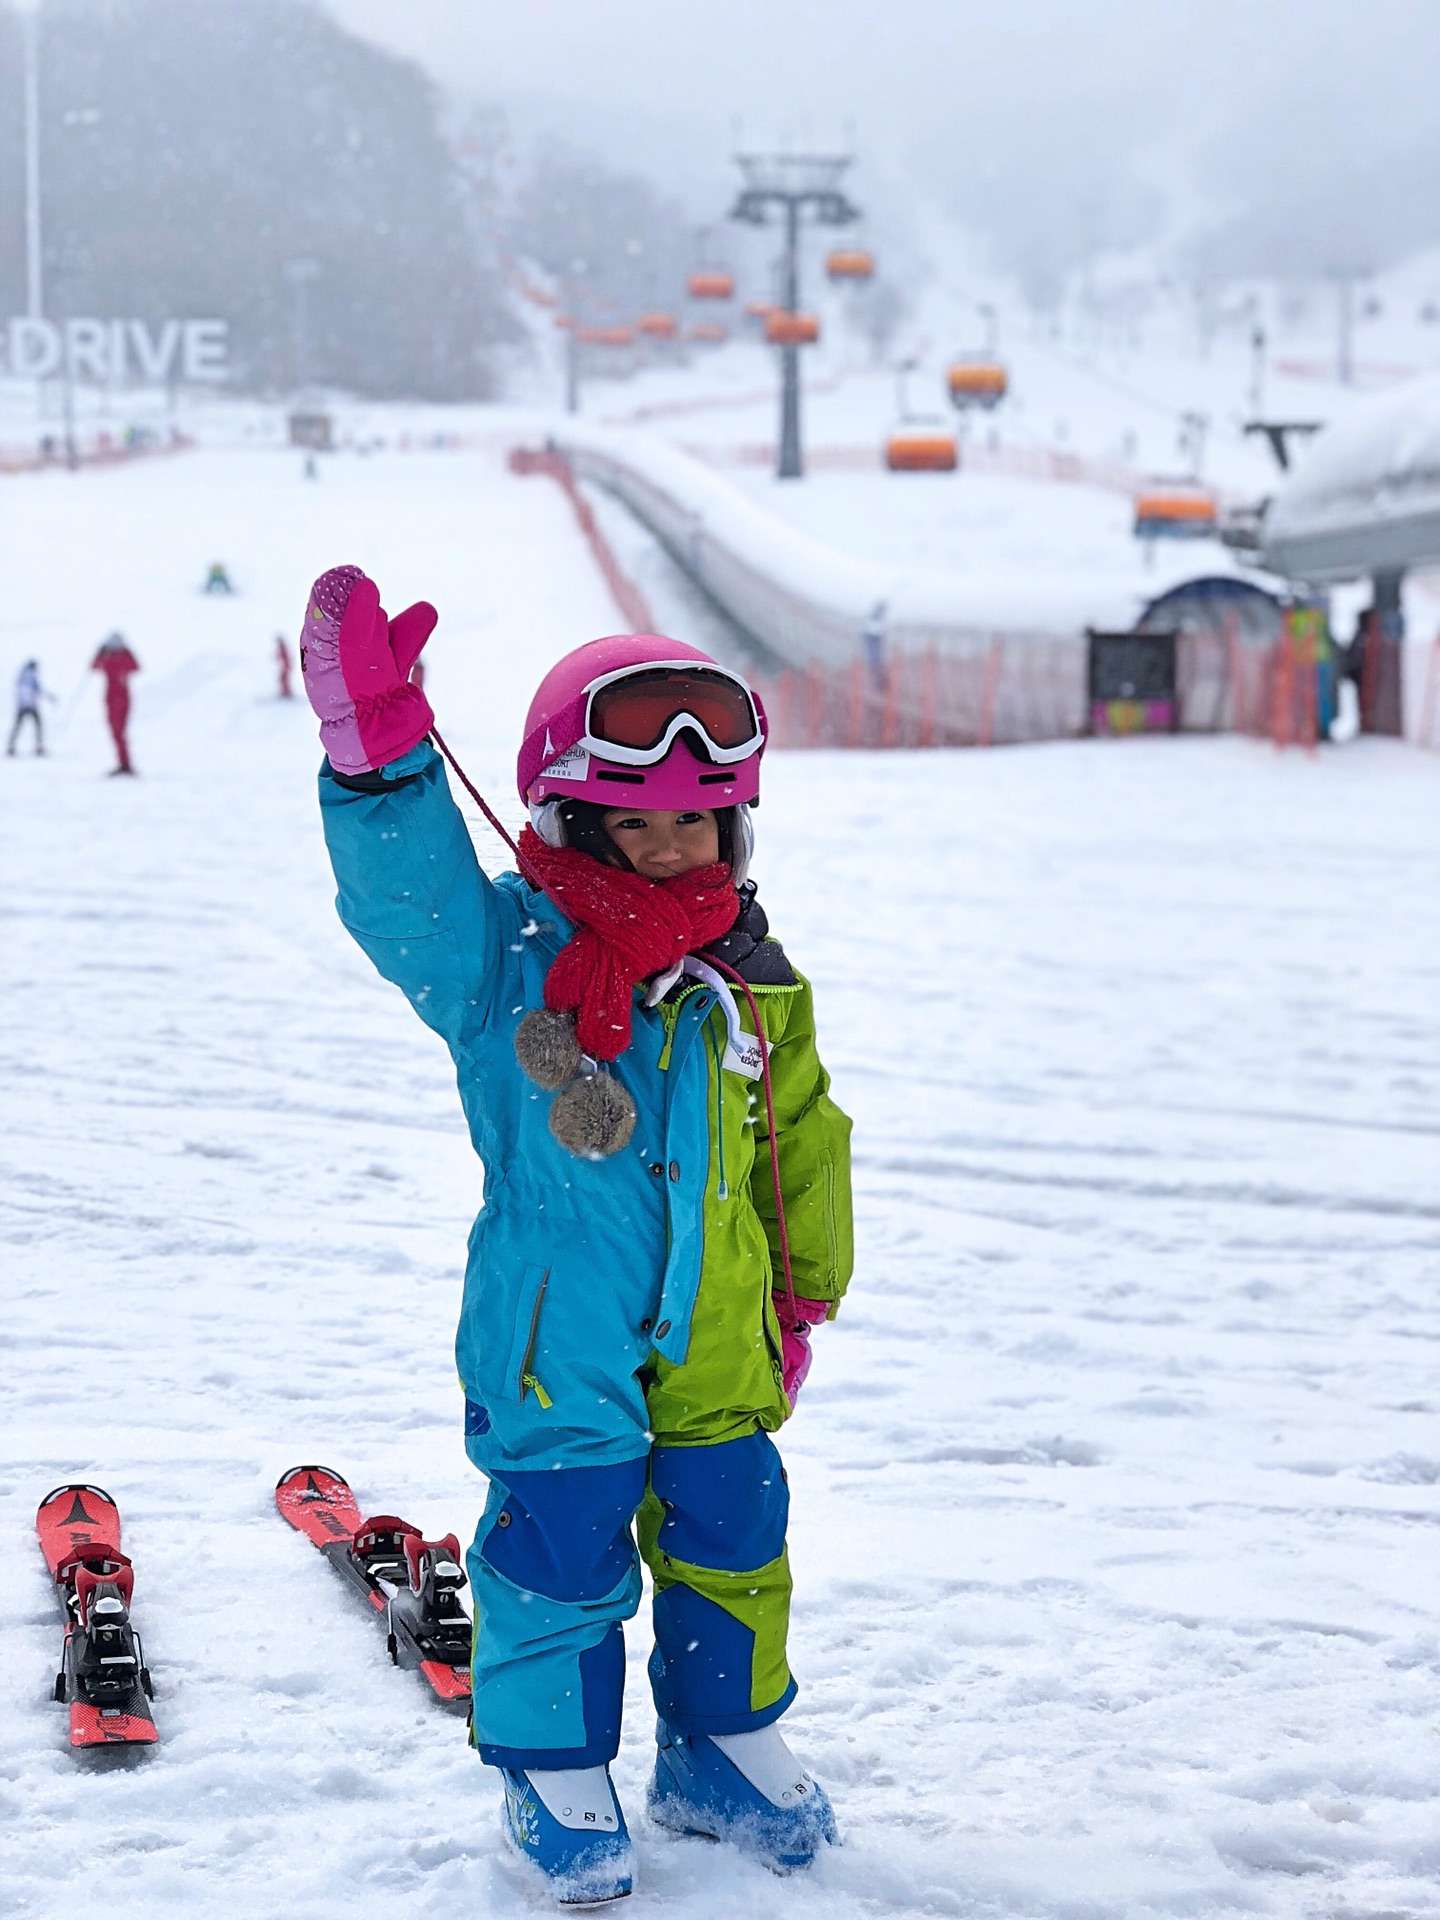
left=1132, top=484, right=1218, bottom=540
left=765, top=311, right=821, bottom=346
left=826, top=247, right=875, bottom=282
left=688, top=271, right=735, bottom=301
left=947, top=358, right=1009, bottom=409
left=885, top=426, right=958, bottom=471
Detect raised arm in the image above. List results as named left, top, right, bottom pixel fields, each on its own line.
left=303, top=565, right=509, bottom=1049
left=319, top=743, right=507, bottom=1048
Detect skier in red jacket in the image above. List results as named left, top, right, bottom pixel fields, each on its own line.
left=92, top=635, right=139, bottom=775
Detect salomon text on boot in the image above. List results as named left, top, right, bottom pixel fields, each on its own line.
left=648, top=1720, right=837, bottom=1871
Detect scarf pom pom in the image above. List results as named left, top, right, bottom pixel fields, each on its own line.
left=514, top=1007, right=582, bottom=1090
left=549, top=1072, right=637, bottom=1159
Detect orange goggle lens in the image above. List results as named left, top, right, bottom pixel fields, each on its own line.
left=587, top=668, right=759, bottom=754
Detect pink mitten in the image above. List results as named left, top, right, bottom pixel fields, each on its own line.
left=301, top=565, right=437, bottom=774
left=774, top=1295, right=829, bottom=1409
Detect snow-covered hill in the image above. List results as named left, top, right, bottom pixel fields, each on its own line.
left=2, top=434, right=1437, bottom=1917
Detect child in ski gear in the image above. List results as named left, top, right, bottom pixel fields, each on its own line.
left=305, top=566, right=852, bottom=1897
left=8, top=659, right=53, bottom=755
left=91, top=636, right=139, bottom=776
left=275, top=634, right=294, bottom=699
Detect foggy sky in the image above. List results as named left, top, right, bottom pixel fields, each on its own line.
left=326, top=0, right=1440, bottom=282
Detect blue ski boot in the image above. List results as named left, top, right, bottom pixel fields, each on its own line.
left=499, top=1765, right=633, bottom=1904
left=648, top=1721, right=838, bottom=1871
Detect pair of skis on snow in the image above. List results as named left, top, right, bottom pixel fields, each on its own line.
left=36, top=1467, right=472, bottom=1751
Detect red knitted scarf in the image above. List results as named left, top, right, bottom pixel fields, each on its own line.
left=519, top=825, right=739, bottom=1060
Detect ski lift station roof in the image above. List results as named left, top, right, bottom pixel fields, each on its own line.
left=1262, top=371, right=1440, bottom=583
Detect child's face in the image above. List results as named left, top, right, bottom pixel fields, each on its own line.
left=601, top=808, right=720, bottom=880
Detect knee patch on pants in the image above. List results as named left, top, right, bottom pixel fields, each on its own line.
left=640, top=1429, right=795, bottom=1735
left=648, top=1429, right=788, bottom=1570
left=467, top=1459, right=646, bottom=1768
left=482, top=1455, right=647, bottom=1603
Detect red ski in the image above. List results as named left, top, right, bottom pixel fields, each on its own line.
left=35, top=1484, right=157, bottom=1749
left=275, top=1465, right=472, bottom=1708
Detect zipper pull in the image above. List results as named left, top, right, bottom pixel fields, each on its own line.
left=522, top=1371, right=553, bottom=1410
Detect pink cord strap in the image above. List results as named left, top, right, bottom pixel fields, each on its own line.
left=430, top=728, right=544, bottom=890
left=705, top=954, right=796, bottom=1314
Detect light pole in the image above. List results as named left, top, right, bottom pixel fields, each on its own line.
left=17, top=0, right=43, bottom=318
left=1332, top=270, right=1362, bottom=387
left=284, top=257, right=320, bottom=394
left=729, top=150, right=860, bottom=479
left=16, top=0, right=43, bottom=317
left=1248, top=322, right=1266, bottom=419
left=564, top=255, right=588, bottom=414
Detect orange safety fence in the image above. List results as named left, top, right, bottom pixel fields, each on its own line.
left=752, top=626, right=1344, bottom=753
left=0, top=430, right=193, bottom=475
left=509, top=444, right=655, bottom=632
left=752, top=639, right=1083, bottom=751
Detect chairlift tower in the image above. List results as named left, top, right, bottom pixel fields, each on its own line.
left=729, top=151, right=860, bottom=479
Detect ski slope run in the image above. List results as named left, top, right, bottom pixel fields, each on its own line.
left=2, top=439, right=1439, bottom=1919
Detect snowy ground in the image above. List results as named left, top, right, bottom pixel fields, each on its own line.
left=3, top=439, right=1440, bottom=1919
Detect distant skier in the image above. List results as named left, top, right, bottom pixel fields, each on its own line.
left=203, top=561, right=235, bottom=595
left=92, top=634, right=139, bottom=775
left=7, top=658, right=54, bottom=755
left=862, top=600, right=887, bottom=693
left=275, top=634, right=294, bottom=699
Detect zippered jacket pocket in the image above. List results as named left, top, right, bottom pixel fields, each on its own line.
left=480, top=1263, right=550, bottom=1405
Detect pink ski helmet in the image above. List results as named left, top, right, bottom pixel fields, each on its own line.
left=518, top=633, right=767, bottom=812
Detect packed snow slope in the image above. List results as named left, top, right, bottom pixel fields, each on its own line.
left=3, top=439, right=1439, bottom=1920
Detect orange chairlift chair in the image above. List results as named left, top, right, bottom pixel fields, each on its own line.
left=1132, top=485, right=1218, bottom=540
left=764, top=310, right=821, bottom=346
left=947, top=358, right=1009, bottom=409
left=825, top=246, right=875, bottom=282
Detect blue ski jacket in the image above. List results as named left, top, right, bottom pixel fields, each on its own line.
left=319, top=741, right=852, bottom=1475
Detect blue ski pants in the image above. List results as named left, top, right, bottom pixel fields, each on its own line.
left=464, top=1419, right=796, bottom=1768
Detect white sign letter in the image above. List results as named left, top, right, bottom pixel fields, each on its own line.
left=65, top=318, right=110, bottom=380
left=127, top=319, right=181, bottom=382
left=9, top=317, right=62, bottom=378
left=182, top=319, right=228, bottom=383
left=109, top=319, right=127, bottom=382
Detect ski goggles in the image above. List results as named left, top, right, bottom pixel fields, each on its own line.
left=580, top=662, right=764, bottom=766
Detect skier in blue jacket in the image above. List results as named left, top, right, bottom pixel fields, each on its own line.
left=303, top=565, right=853, bottom=1900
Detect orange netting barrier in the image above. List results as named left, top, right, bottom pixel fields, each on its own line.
left=509, top=444, right=656, bottom=632
left=753, top=624, right=1344, bottom=753
left=752, top=640, right=1084, bottom=750
left=1174, top=612, right=1329, bottom=748
left=0, top=431, right=193, bottom=475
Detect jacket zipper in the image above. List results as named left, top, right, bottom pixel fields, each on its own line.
left=519, top=1270, right=552, bottom=1407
